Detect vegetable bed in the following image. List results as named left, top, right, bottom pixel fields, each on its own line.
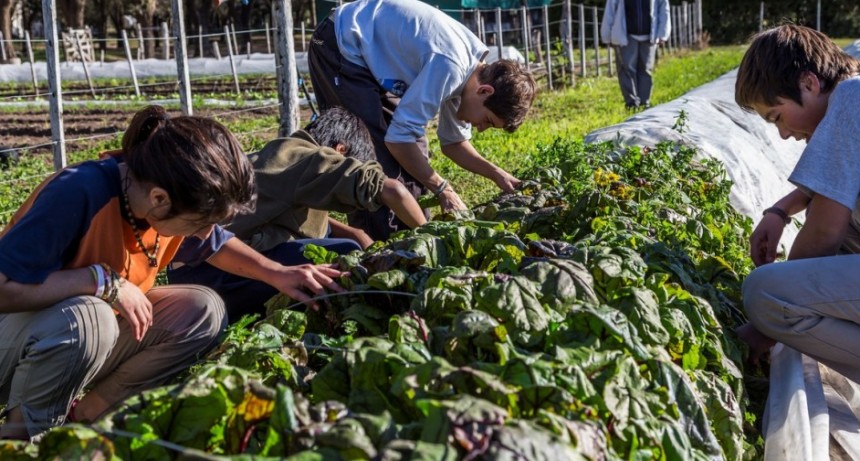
left=0, top=137, right=762, bottom=460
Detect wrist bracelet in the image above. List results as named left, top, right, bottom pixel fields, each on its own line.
left=89, top=264, right=104, bottom=298
left=432, top=179, right=449, bottom=197
left=763, top=206, right=791, bottom=225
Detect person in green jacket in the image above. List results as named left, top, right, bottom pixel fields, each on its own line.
left=168, top=107, right=426, bottom=321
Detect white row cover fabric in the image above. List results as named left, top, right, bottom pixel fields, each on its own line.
left=0, top=47, right=525, bottom=85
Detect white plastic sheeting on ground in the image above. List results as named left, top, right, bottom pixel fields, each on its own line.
left=584, top=42, right=860, bottom=461
left=0, top=52, right=300, bottom=84
left=0, top=47, right=525, bottom=84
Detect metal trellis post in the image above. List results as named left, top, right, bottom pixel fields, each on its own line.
left=172, top=0, right=192, bottom=114
left=592, top=6, right=600, bottom=76
left=25, top=31, right=38, bottom=96
left=495, top=7, right=503, bottom=60
left=224, top=25, right=240, bottom=94
left=274, top=0, right=300, bottom=136
left=577, top=3, right=586, bottom=78
left=121, top=30, right=141, bottom=97
left=41, top=0, right=66, bottom=170
left=520, top=5, right=529, bottom=68
left=543, top=4, right=552, bottom=89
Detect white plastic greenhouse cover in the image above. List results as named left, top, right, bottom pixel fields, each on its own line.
left=584, top=40, right=860, bottom=461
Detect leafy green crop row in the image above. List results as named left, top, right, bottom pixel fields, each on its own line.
left=0, top=136, right=761, bottom=460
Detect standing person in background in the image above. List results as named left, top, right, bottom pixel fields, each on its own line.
left=0, top=105, right=344, bottom=440
left=600, top=0, right=671, bottom=110
left=308, top=0, right=536, bottom=241
left=168, top=107, right=427, bottom=321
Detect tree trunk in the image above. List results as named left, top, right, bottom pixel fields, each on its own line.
left=196, top=0, right=215, bottom=57
left=141, top=0, right=156, bottom=58
left=59, top=0, right=86, bottom=29
left=0, top=0, right=16, bottom=61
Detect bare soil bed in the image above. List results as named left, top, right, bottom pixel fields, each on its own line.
left=1, top=103, right=290, bottom=159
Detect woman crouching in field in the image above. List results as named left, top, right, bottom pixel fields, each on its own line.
left=0, top=105, right=344, bottom=440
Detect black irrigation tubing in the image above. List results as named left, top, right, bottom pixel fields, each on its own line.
left=97, top=427, right=224, bottom=460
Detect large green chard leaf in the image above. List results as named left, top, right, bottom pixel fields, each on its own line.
left=476, top=276, right=549, bottom=348
left=649, top=360, right=723, bottom=458
left=37, top=425, right=115, bottom=461
left=614, top=287, right=671, bottom=347
left=691, top=369, right=744, bottom=461
left=387, top=234, right=451, bottom=268
left=559, top=304, right=650, bottom=360
left=443, top=310, right=510, bottom=365
left=519, top=258, right=598, bottom=312
left=478, top=420, right=588, bottom=461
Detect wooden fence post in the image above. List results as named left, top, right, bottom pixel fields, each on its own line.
left=136, top=23, right=144, bottom=59
left=161, top=22, right=170, bottom=60
left=562, top=0, right=574, bottom=84
left=121, top=30, right=141, bottom=97
left=224, top=25, right=240, bottom=94
left=542, top=4, right=552, bottom=89
left=494, top=7, right=503, bottom=60
left=25, top=31, right=38, bottom=96
left=577, top=3, right=586, bottom=78
left=301, top=21, right=307, bottom=51
left=73, top=34, right=96, bottom=97
left=172, top=0, right=192, bottom=115
left=0, top=31, right=6, bottom=62
left=231, top=23, right=240, bottom=60
left=592, top=6, right=600, bottom=76
left=41, top=0, right=66, bottom=170
left=265, top=17, right=272, bottom=54
left=198, top=27, right=204, bottom=58
left=274, top=0, right=300, bottom=136
left=520, top=5, right=529, bottom=68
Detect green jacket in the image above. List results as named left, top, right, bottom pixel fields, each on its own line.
left=228, top=131, right=386, bottom=252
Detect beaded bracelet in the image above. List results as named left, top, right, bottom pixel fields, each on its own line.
left=106, top=271, right=122, bottom=305
left=98, top=263, right=121, bottom=304
left=432, top=179, right=449, bottom=197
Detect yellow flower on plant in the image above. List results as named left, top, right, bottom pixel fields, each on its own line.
left=594, top=168, right=620, bottom=187
left=609, top=182, right=633, bottom=200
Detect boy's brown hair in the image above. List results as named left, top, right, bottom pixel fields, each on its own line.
left=478, top=59, right=536, bottom=132
left=735, top=24, right=860, bottom=111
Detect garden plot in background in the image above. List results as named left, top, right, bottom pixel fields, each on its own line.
left=585, top=40, right=860, bottom=461
left=0, top=47, right=525, bottom=85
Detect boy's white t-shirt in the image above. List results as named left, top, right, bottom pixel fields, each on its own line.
left=334, top=0, right=488, bottom=146
left=789, top=76, right=860, bottom=211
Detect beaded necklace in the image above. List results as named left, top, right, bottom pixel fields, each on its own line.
left=122, top=173, right=160, bottom=267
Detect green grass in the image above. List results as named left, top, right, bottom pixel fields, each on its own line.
left=431, top=44, right=749, bottom=206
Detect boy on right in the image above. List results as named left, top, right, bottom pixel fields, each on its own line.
left=734, top=25, right=860, bottom=383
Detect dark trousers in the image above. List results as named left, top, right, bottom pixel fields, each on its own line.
left=167, top=238, right=361, bottom=323
left=308, top=18, right=428, bottom=241
left=614, top=36, right=657, bottom=108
